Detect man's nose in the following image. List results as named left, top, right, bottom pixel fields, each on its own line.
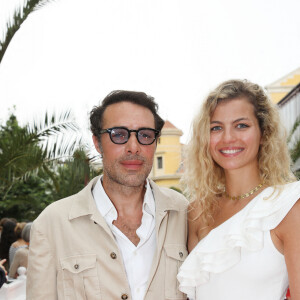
left=125, top=132, right=141, bottom=154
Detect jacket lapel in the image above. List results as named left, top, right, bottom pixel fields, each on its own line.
left=68, top=176, right=116, bottom=240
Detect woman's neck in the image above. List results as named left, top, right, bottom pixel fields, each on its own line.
left=224, top=166, right=262, bottom=197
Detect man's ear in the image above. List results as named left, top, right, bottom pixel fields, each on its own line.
left=92, top=135, right=102, bottom=154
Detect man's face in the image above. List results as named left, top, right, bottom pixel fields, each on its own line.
left=93, top=101, right=157, bottom=188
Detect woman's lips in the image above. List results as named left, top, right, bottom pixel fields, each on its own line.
left=219, top=147, right=244, bottom=156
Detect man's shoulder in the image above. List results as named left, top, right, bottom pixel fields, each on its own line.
left=156, top=185, right=186, bottom=200
left=34, top=176, right=99, bottom=224
left=35, top=193, right=78, bottom=223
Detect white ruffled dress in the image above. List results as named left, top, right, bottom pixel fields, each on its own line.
left=177, top=181, right=300, bottom=300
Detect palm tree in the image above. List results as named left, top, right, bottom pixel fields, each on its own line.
left=0, top=0, right=56, bottom=63
left=0, top=0, right=101, bottom=219
left=0, top=111, right=80, bottom=199
left=51, top=146, right=101, bottom=200
left=287, top=116, right=300, bottom=163
left=286, top=116, right=300, bottom=179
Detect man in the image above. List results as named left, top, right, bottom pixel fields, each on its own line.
left=27, top=90, right=188, bottom=300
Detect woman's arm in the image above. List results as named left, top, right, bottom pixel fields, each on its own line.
left=9, top=249, right=21, bottom=278
left=187, top=202, right=202, bottom=252
left=275, top=199, right=300, bottom=300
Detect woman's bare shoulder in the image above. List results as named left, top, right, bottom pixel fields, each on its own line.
left=188, top=201, right=211, bottom=252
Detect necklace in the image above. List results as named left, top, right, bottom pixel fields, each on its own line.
left=225, top=183, right=263, bottom=201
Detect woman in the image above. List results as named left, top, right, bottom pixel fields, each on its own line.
left=0, top=220, right=17, bottom=269
left=177, top=80, right=300, bottom=300
left=9, top=222, right=32, bottom=279
left=9, top=222, right=27, bottom=267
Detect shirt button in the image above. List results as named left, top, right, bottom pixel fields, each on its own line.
left=179, top=252, right=183, bottom=258
left=121, top=294, right=128, bottom=299
left=74, top=264, right=79, bottom=269
left=110, top=252, right=117, bottom=259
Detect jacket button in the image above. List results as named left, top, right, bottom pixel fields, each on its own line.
left=74, top=264, right=79, bottom=269
left=179, top=251, right=183, bottom=258
left=110, top=252, right=117, bottom=259
left=121, top=294, right=128, bottom=299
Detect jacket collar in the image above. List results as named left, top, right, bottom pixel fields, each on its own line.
left=68, top=176, right=100, bottom=220
left=68, top=176, right=184, bottom=221
left=149, top=179, right=186, bottom=213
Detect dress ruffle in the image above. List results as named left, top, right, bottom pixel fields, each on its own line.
left=177, top=181, right=300, bottom=297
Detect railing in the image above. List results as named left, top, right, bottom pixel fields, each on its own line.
left=0, top=267, right=26, bottom=300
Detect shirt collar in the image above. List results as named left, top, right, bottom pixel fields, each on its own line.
left=92, top=176, right=155, bottom=224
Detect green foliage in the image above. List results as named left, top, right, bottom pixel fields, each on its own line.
left=0, top=173, right=53, bottom=221
left=0, top=111, right=79, bottom=191
left=290, top=140, right=300, bottom=163
left=294, top=170, right=300, bottom=180
left=0, top=146, right=101, bottom=221
left=288, top=116, right=300, bottom=163
left=51, top=147, right=102, bottom=200
left=0, top=0, right=56, bottom=63
left=0, top=0, right=97, bottom=221
left=0, top=113, right=44, bottom=190
left=0, top=111, right=82, bottom=220
left=169, top=186, right=182, bottom=193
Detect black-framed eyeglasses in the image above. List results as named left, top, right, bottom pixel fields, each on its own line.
left=99, top=127, right=160, bottom=145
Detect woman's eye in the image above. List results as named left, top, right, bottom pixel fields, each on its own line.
left=236, top=123, right=249, bottom=129
left=210, top=126, right=222, bottom=132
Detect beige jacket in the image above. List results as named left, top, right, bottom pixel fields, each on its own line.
left=27, top=177, right=188, bottom=300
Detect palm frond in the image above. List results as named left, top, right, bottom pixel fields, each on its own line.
left=0, top=0, right=57, bottom=63
left=0, top=110, right=81, bottom=188
left=28, top=110, right=81, bottom=159
left=287, top=116, right=300, bottom=144
left=290, top=140, right=300, bottom=163
left=32, top=0, right=57, bottom=11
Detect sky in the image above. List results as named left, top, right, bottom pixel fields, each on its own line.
left=0, top=0, right=300, bottom=144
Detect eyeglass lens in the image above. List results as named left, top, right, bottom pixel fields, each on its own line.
left=110, top=128, right=156, bottom=145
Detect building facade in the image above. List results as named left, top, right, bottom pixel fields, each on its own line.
left=265, top=67, right=300, bottom=104
left=277, top=83, right=300, bottom=135
left=150, top=120, right=184, bottom=190
left=267, top=68, right=300, bottom=171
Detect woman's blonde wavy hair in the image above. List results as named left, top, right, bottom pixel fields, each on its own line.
left=182, top=79, right=296, bottom=224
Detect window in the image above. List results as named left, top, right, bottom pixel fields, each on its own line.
left=157, top=156, right=163, bottom=169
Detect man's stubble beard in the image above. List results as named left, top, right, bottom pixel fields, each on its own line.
left=102, top=154, right=154, bottom=188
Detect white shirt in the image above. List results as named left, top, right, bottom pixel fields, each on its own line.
left=92, top=177, right=156, bottom=300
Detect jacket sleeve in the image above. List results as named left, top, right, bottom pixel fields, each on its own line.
left=26, top=221, right=58, bottom=300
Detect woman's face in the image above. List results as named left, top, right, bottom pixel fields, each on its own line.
left=209, top=97, right=262, bottom=173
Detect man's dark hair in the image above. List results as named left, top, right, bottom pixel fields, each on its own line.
left=90, top=90, right=165, bottom=138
